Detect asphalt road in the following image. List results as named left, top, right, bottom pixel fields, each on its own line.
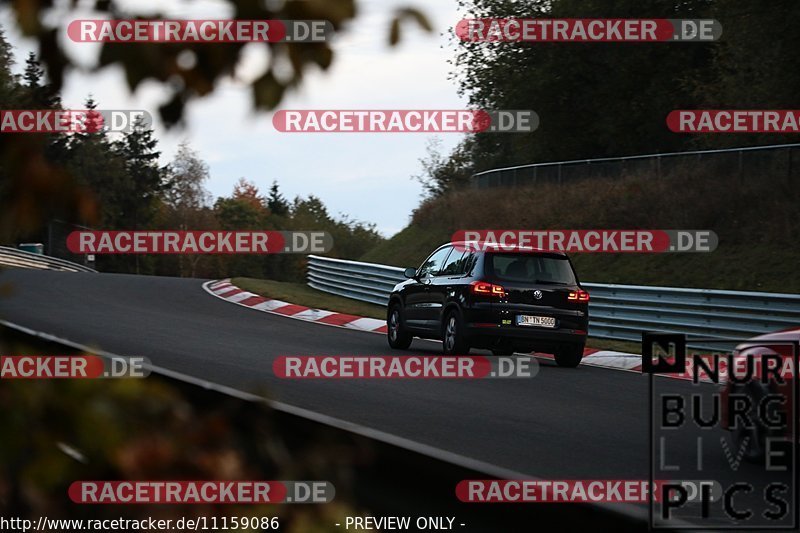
left=0, top=269, right=794, bottom=528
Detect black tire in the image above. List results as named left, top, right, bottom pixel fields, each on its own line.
left=554, top=344, right=584, bottom=368
left=387, top=303, right=412, bottom=350
left=733, top=382, right=775, bottom=463
left=442, top=309, right=470, bottom=355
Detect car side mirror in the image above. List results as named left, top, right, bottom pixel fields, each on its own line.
left=403, top=267, right=417, bottom=279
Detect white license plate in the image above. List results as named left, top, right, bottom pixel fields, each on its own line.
left=516, top=315, right=556, bottom=328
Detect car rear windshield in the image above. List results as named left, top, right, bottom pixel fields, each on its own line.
left=487, top=253, right=577, bottom=285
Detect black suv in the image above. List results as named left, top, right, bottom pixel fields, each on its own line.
left=386, top=242, right=589, bottom=367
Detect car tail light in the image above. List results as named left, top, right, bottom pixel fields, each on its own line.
left=568, top=290, right=590, bottom=302
left=470, top=281, right=506, bottom=297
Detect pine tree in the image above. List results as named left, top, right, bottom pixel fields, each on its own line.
left=0, top=27, right=18, bottom=105
left=115, top=117, right=164, bottom=231
left=23, top=52, right=40, bottom=88
left=104, top=117, right=165, bottom=273
left=267, top=180, right=289, bottom=216
left=66, top=96, right=125, bottom=221
left=20, top=52, right=60, bottom=108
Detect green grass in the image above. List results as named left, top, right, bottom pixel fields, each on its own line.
left=359, top=224, right=449, bottom=268
left=232, top=277, right=386, bottom=319
left=362, top=230, right=800, bottom=293
left=359, top=168, right=800, bottom=293
left=569, top=244, right=800, bottom=293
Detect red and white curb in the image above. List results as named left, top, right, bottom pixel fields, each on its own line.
left=543, top=348, right=644, bottom=372
left=203, top=278, right=652, bottom=374
left=203, top=279, right=388, bottom=333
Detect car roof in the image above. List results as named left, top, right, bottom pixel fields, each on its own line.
left=443, top=241, right=569, bottom=256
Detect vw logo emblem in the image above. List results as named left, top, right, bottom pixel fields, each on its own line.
left=533, top=290, right=543, bottom=299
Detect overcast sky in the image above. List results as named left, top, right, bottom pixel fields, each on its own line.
left=1, top=0, right=468, bottom=236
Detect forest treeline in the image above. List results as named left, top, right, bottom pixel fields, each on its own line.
left=417, top=0, right=800, bottom=196
left=0, top=29, right=382, bottom=279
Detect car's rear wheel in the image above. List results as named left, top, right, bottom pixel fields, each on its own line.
left=554, top=344, right=584, bottom=368
left=387, top=303, right=412, bottom=350
left=442, top=310, right=470, bottom=355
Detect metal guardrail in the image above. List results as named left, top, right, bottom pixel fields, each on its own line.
left=471, top=143, right=800, bottom=188
left=0, top=246, right=97, bottom=273
left=307, top=255, right=800, bottom=348
left=308, top=255, right=405, bottom=306
left=583, top=283, right=800, bottom=348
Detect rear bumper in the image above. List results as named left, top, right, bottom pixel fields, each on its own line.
left=462, top=303, right=588, bottom=350
left=466, top=323, right=586, bottom=339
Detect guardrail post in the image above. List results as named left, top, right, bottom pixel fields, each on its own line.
left=738, top=149, right=743, bottom=182
left=788, top=147, right=793, bottom=183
